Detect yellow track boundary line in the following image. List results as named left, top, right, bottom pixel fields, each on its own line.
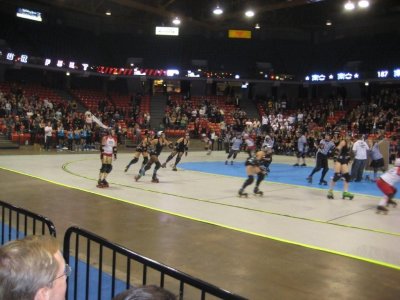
left=1, top=162, right=400, bottom=271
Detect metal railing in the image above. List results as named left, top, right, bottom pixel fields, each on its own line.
left=64, top=226, right=247, bottom=300
left=0, top=200, right=56, bottom=245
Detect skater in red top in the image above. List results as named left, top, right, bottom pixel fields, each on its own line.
left=97, top=129, right=117, bottom=188
left=375, top=158, right=400, bottom=214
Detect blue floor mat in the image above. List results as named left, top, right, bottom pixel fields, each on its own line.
left=180, top=161, right=383, bottom=197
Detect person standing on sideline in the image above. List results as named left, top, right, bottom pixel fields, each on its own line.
left=0, top=235, right=69, bottom=300
left=307, top=133, right=335, bottom=185
left=370, top=137, right=385, bottom=181
left=375, top=158, right=400, bottom=214
left=327, top=135, right=354, bottom=200
left=44, top=121, right=53, bottom=151
left=351, top=135, right=369, bottom=182
left=294, top=131, right=308, bottom=166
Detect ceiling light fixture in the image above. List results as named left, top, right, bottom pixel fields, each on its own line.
left=172, top=17, right=181, bottom=25
left=105, top=10, right=111, bottom=16
left=255, top=23, right=260, bottom=29
left=358, top=0, right=370, bottom=8
left=344, top=1, right=355, bottom=11
left=213, top=5, right=223, bottom=15
left=245, top=10, right=255, bottom=18
left=326, top=20, right=332, bottom=26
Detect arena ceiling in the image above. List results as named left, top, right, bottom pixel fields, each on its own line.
left=1, top=0, right=400, bottom=38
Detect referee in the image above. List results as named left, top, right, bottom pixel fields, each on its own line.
left=307, top=133, right=335, bottom=185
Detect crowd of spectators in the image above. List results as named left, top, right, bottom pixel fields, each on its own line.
left=1, top=82, right=399, bottom=160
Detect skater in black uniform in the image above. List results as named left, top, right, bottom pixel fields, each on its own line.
left=124, top=130, right=153, bottom=173
left=238, top=149, right=268, bottom=197
left=307, top=133, right=335, bottom=185
left=327, top=135, right=354, bottom=199
left=135, top=131, right=173, bottom=182
left=161, top=132, right=190, bottom=171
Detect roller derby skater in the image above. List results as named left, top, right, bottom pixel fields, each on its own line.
left=327, top=135, right=353, bottom=200
left=134, top=131, right=172, bottom=183
left=97, top=128, right=117, bottom=188
left=238, top=149, right=268, bottom=197
left=307, top=133, right=335, bottom=185
left=375, top=158, right=400, bottom=215
left=225, top=132, right=243, bottom=165
left=294, top=131, right=308, bottom=167
left=161, top=132, right=190, bottom=171
left=124, top=130, right=153, bottom=172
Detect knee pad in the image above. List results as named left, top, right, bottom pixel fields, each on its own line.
left=100, top=164, right=107, bottom=173
left=333, top=172, right=341, bottom=182
left=343, top=173, right=351, bottom=183
left=106, top=164, right=113, bottom=173
left=154, top=161, right=161, bottom=170
left=142, top=157, right=149, bottom=165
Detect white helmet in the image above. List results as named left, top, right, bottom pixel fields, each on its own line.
left=157, top=131, right=164, bottom=137
left=395, top=158, right=400, bottom=167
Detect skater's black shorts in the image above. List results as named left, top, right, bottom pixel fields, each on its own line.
left=296, top=150, right=306, bottom=158
left=315, top=152, right=328, bottom=169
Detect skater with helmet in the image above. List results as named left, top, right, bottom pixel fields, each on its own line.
left=327, top=134, right=354, bottom=199
left=97, top=128, right=117, bottom=188
left=161, top=132, right=190, bottom=171
left=375, top=158, right=400, bottom=214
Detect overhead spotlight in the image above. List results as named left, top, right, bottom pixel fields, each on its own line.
left=255, top=23, right=260, bottom=29
left=172, top=17, right=181, bottom=25
left=245, top=10, right=255, bottom=18
left=326, top=20, right=332, bottom=26
left=365, top=81, right=369, bottom=86
left=66, top=72, right=70, bottom=76
left=344, top=1, right=355, bottom=11
left=213, top=5, right=223, bottom=15
left=358, top=0, right=369, bottom=8
left=105, top=10, right=111, bottom=16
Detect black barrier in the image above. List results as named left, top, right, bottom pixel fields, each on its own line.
left=0, top=200, right=56, bottom=245
left=63, top=226, right=247, bottom=300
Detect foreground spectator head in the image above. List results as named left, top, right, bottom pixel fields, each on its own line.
left=113, top=285, right=177, bottom=300
left=0, top=235, right=68, bottom=300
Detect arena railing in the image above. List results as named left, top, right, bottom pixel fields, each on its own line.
left=0, top=200, right=57, bottom=245
left=63, top=226, right=247, bottom=300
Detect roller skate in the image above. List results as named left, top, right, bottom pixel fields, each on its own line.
left=254, top=187, right=263, bottom=196
left=387, top=199, right=397, bottom=208
left=172, top=165, right=178, bottom=171
left=301, top=163, right=307, bottom=167
left=124, top=166, right=129, bottom=172
left=306, top=176, right=312, bottom=183
left=161, top=162, right=167, bottom=168
left=134, top=174, right=141, bottom=182
left=293, top=163, right=299, bottom=167
left=151, top=176, right=159, bottom=183
left=342, top=191, right=354, bottom=200
left=327, top=190, right=334, bottom=199
left=238, top=188, right=248, bottom=198
left=206, top=150, right=212, bottom=155
left=319, top=180, right=328, bottom=186
left=101, top=180, right=109, bottom=188
left=96, top=179, right=104, bottom=188
left=376, top=205, right=389, bottom=215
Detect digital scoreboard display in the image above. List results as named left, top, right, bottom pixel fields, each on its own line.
left=16, top=8, right=42, bottom=22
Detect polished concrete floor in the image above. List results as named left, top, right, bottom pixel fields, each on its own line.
left=1, top=147, right=400, bottom=300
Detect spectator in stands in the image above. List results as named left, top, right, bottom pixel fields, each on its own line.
left=113, top=285, right=176, bottom=300
left=0, top=235, right=69, bottom=300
